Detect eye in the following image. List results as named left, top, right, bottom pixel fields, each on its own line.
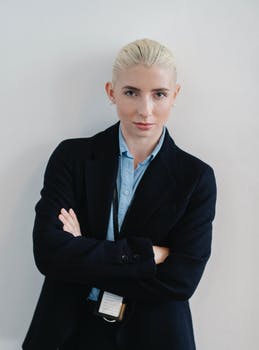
left=124, top=90, right=138, bottom=97
left=154, top=91, right=168, bottom=99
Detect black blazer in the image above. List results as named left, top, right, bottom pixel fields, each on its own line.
left=23, top=121, right=217, bottom=350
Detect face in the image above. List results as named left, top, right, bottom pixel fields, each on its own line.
left=105, top=64, right=180, bottom=142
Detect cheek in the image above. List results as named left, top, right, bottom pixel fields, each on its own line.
left=116, top=101, right=135, bottom=118
left=155, top=102, right=172, bottom=118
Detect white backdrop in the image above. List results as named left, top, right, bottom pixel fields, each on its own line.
left=1, top=0, right=258, bottom=349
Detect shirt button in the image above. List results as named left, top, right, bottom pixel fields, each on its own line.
left=121, top=254, right=129, bottom=263
left=124, top=190, right=129, bottom=196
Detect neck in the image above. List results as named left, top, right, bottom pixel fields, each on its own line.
left=120, top=125, right=163, bottom=162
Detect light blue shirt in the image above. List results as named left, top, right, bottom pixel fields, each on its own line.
left=87, top=123, right=166, bottom=301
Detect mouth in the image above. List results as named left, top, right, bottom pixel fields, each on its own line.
left=133, top=122, right=155, bottom=130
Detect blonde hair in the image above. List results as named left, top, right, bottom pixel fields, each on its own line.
left=112, top=38, right=177, bottom=86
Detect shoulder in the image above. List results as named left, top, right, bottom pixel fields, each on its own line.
left=162, top=129, right=216, bottom=193
left=174, top=144, right=217, bottom=194
left=175, top=144, right=215, bottom=176
left=164, top=129, right=215, bottom=172
left=51, top=122, right=119, bottom=160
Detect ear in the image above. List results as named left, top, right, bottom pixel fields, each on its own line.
left=173, top=84, right=181, bottom=99
left=105, top=82, right=115, bottom=103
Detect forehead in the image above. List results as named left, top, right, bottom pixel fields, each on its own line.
left=115, top=64, right=175, bottom=90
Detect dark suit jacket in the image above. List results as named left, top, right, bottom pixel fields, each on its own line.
left=22, top=121, right=217, bottom=350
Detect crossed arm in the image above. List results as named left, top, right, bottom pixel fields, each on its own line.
left=33, top=140, right=216, bottom=303
left=58, top=208, right=170, bottom=265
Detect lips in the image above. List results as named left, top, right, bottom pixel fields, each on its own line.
left=134, top=122, right=155, bottom=125
left=133, top=122, right=154, bottom=130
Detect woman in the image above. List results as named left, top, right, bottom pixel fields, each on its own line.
left=23, top=38, right=217, bottom=350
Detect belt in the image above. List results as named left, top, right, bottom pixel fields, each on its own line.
left=86, top=299, right=119, bottom=323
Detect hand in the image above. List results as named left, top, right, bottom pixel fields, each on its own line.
left=152, top=245, right=170, bottom=264
left=58, top=208, right=82, bottom=237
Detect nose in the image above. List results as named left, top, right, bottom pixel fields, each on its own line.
left=137, top=96, right=153, bottom=118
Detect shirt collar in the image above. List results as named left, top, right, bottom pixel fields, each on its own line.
left=118, top=121, right=166, bottom=164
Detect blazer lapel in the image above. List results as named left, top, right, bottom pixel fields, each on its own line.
left=85, top=122, right=120, bottom=240
left=85, top=123, right=178, bottom=241
left=119, top=129, right=178, bottom=238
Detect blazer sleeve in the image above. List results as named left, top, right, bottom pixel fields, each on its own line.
left=92, top=165, right=217, bottom=302
left=33, top=140, right=156, bottom=283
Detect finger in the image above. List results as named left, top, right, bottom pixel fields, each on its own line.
left=63, top=208, right=80, bottom=233
left=61, top=208, right=77, bottom=229
left=58, top=214, right=75, bottom=233
left=59, top=214, right=76, bottom=232
left=69, top=208, right=77, bottom=217
left=69, top=208, right=81, bottom=232
left=62, top=221, right=79, bottom=237
left=59, top=208, right=81, bottom=236
left=63, top=224, right=78, bottom=237
left=61, top=208, right=74, bottom=222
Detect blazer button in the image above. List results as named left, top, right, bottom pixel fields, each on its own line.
left=133, top=254, right=140, bottom=260
left=121, top=254, right=129, bottom=263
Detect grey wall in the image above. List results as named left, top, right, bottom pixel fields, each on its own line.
left=1, top=0, right=258, bottom=348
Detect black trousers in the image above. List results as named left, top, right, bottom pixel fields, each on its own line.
left=60, top=299, right=132, bottom=350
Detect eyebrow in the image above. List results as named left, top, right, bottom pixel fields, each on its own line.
left=122, top=85, right=170, bottom=92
